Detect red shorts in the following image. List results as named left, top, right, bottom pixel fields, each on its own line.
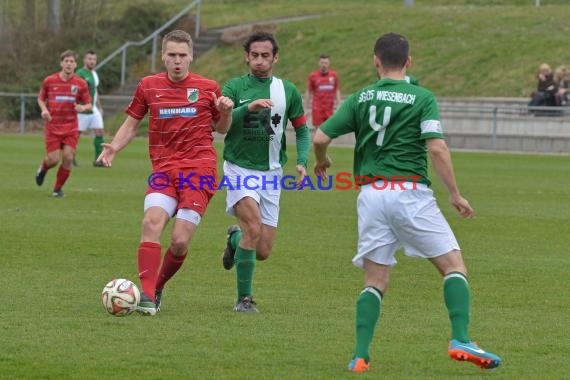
left=145, top=166, right=218, bottom=216
left=45, top=129, right=79, bottom=153
left=312, top=109, right=334, bottom=127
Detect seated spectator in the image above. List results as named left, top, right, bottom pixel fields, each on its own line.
left=529, top=63, right=558, bottom=116
left=529, top=63, right=556, bottom=108
left=553, top=65, right=570, bottom=106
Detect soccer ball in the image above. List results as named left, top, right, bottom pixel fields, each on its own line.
left=101, top=278, right=140, bottom=316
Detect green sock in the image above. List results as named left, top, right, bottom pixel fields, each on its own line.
left=354, top=287, right=382, bottom=362
left=230, top=229, right=242, bottom=251
left=235, top=246, right=256, bottom=299
left=443, top=272, right=470, bottom=342
left=94, top=135, right=104, bottom=160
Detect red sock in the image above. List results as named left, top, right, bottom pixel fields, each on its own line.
left=137, top=242, right=162, bottom=301
left=54, top=166, right=70, bottom=190
left=156, top=248, right=187, bottom=291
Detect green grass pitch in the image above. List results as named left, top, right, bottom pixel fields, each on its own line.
left=1, top=134, right=569, bottom=379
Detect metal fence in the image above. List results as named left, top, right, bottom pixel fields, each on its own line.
left=3, top=91, right=570, bottom=138
left=95, top=0, right=202, bottom=87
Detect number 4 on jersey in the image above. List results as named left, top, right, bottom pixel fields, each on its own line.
left=369, top=105, right=392, bottom=146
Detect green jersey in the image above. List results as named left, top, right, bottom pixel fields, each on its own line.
left=320, top=78, right=443, bottom=186
left=76, top=67, right=99, bottom=113
left=222, top=74, right=306, bottom=171
left=405, top=74, right=419, bottom=86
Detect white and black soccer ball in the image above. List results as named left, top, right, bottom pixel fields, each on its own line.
left=101, top=279, right=140, bottom=316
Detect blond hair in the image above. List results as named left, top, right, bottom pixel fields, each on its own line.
left=162, top=30, right=193, bottom=53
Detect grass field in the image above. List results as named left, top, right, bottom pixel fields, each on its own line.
left=1, top=134, right=569, bottom=379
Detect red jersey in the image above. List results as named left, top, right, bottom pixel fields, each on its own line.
left=307, top=69, right=339, bottom=114
left=126, top=72, right=222, bottom=172
left=39, top=73, right=91, bottom=135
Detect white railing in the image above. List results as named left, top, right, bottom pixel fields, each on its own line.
left=95, top=0, right=202, bottom=87
left=0, top=92, right=132, bottom=134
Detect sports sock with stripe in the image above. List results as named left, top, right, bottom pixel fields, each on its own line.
left=354, top=286, right=383, bottom=362
left=443, top=271, right=470, bottom=342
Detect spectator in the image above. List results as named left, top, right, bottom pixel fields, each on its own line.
left=528, top=63, right=557, bottom=112
left=553, top=65, right=570, bottom=106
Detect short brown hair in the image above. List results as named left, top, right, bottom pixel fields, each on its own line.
left=162, top=30, right=193, bottom=53
left=60, top=50, right=77, bottom=62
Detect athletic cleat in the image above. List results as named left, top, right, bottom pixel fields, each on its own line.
left=233, top=296, right=259, bottom=312
left=93, top=160, right=105, bottom=167
left=222, top=225, right=241, bottom=270
left=52, top=189, right=65, bottom=198
left=347, top=358, right=370, bottom=373
left=136, top=293, right=157, bottom=316
left=155, top=289, right=162, bottom=312
left=448, top=339, right=501, bottom=369
left=36, top=166, right=46, bottom=186
left=73, top=158, right=79, bottom=167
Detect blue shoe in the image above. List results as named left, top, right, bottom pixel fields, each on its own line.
left=448, top=339, right=501, bottom=369
left=222, top=225, right=240, bottom=270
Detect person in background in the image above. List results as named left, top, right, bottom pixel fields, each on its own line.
left=553, top=65, right=569, bottom=106
left=528, top=63, right=556, bottom=110
left=76, top=50, right=106, bottom=167
left=36, top=50, right=92, bottom=197
left=305, top=53, right=341, bottom=128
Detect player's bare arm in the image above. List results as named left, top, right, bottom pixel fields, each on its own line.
left=427, top=138, right=474, bottom=218
left=312, top=128, right=333, bottom=178
left=38, top=98, right=52, bottom=122
left=97, top=116, right=141, bottom=167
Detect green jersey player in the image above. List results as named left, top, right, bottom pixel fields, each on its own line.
left=76, top=50, right=105, bottom=166
left=313, top=32, right=501, bottom=373
left=221, top=31, right=310, bottom=312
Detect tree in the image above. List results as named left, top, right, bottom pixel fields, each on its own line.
left=48, top=0, right=60, bottom=33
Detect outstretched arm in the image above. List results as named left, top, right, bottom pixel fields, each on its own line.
left=96, top=115, right=141, bottom=167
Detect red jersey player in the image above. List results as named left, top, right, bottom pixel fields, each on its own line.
left=97, top=30, right=234, bottom=316
left=35, top=50, right=92, bottom=197
left=305, top=53, right=341, bottom=128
